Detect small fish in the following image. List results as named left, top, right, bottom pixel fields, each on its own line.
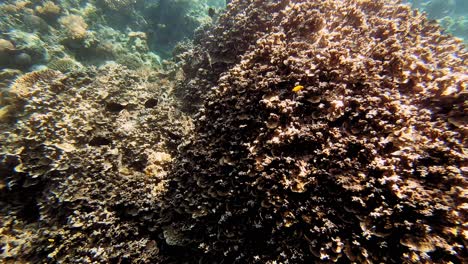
left=292, top=85, right=304, bottom=92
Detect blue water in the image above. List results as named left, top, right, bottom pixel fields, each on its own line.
left=405, top=0, right=468, bottom=42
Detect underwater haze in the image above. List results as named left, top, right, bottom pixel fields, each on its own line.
left=406, top=0, right=468, bottom=42
left=0, top=0, right=467, bottom=263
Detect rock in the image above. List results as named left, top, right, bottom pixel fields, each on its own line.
left=14, top=53, right=32, bottom=68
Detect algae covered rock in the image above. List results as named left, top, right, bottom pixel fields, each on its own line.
left=99, top=0, right=138, bottom=11
left=0, top=38, right=15, bottom=66
left=164, top=0, right=467, bottom=262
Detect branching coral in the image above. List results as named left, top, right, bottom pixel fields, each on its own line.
left=164, top=0, right=468, bottom=262
left=35, top=1, right=61, bottom=20
left=59, top=14, right=88, bottom=40
left=0, top=64, right=192, bottom=263
left=0, top=0, right=466, bottom=263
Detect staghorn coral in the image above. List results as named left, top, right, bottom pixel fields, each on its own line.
left=0, top=63, right=192, bottom=263
left=164, top=0, right=468, bottom=263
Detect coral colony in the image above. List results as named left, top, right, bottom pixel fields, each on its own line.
left=0, top=0, right=467, bottom=263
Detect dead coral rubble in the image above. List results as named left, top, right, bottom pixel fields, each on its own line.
left=165, top=0, right=467, bottom=263
left=0, top=64, right=192, bottom=263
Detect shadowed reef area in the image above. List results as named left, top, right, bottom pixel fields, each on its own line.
left=0, top=0, right=467, bottom=263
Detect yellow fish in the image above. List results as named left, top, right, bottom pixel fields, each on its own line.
left=292, top=85, right=304, bottom=92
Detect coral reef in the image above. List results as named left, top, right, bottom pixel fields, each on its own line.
left=0, top=63, right=192, bottom=262
left=175, top=0, right=287, bottom=112
left=164, top=0, right=468, bottom=262
left=47, top=56, right=83, bottom=72
left=35, top=1, right=61, bottom=21
left=0, top=0, right=466, bottom=263
left=100, top=0, right=138, bottom=11
left=0, top=0, right=224, bottom=74
left=59, top=15, right=88, bottom=41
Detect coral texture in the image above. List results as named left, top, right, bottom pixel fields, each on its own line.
left=100, top=0, right=138, bottom=11
left=59, top=15, right=88, bottom=40
left=0, top=64, right=192, bottom=262
left=0, top=0, right=221, bottom=73
left=35, top=1, right=61, bottom=20
left=165, top=0, right=467, bottom=262
left=0, top=0, right=466, bottom=263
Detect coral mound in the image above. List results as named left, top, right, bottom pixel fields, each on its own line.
left=0, top=64, right=192, bottom=263
left=165, top=0, right=467, bottom=263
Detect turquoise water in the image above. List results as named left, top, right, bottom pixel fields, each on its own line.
left=406, top=0, right=468, bottom=42
left=0, top=0, right=226, bottom=75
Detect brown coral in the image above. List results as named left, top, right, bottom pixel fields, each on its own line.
left=59, top=14, right=88, bottom=40
left=164, top=0, right=468, bottom=263
left=35, top=1, right=61, bottom=20
left=9, top=69, right=63, bottom=99
left=0, top=64, right=191, bottom=263
left=0, top=0, right=467, bottom=263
